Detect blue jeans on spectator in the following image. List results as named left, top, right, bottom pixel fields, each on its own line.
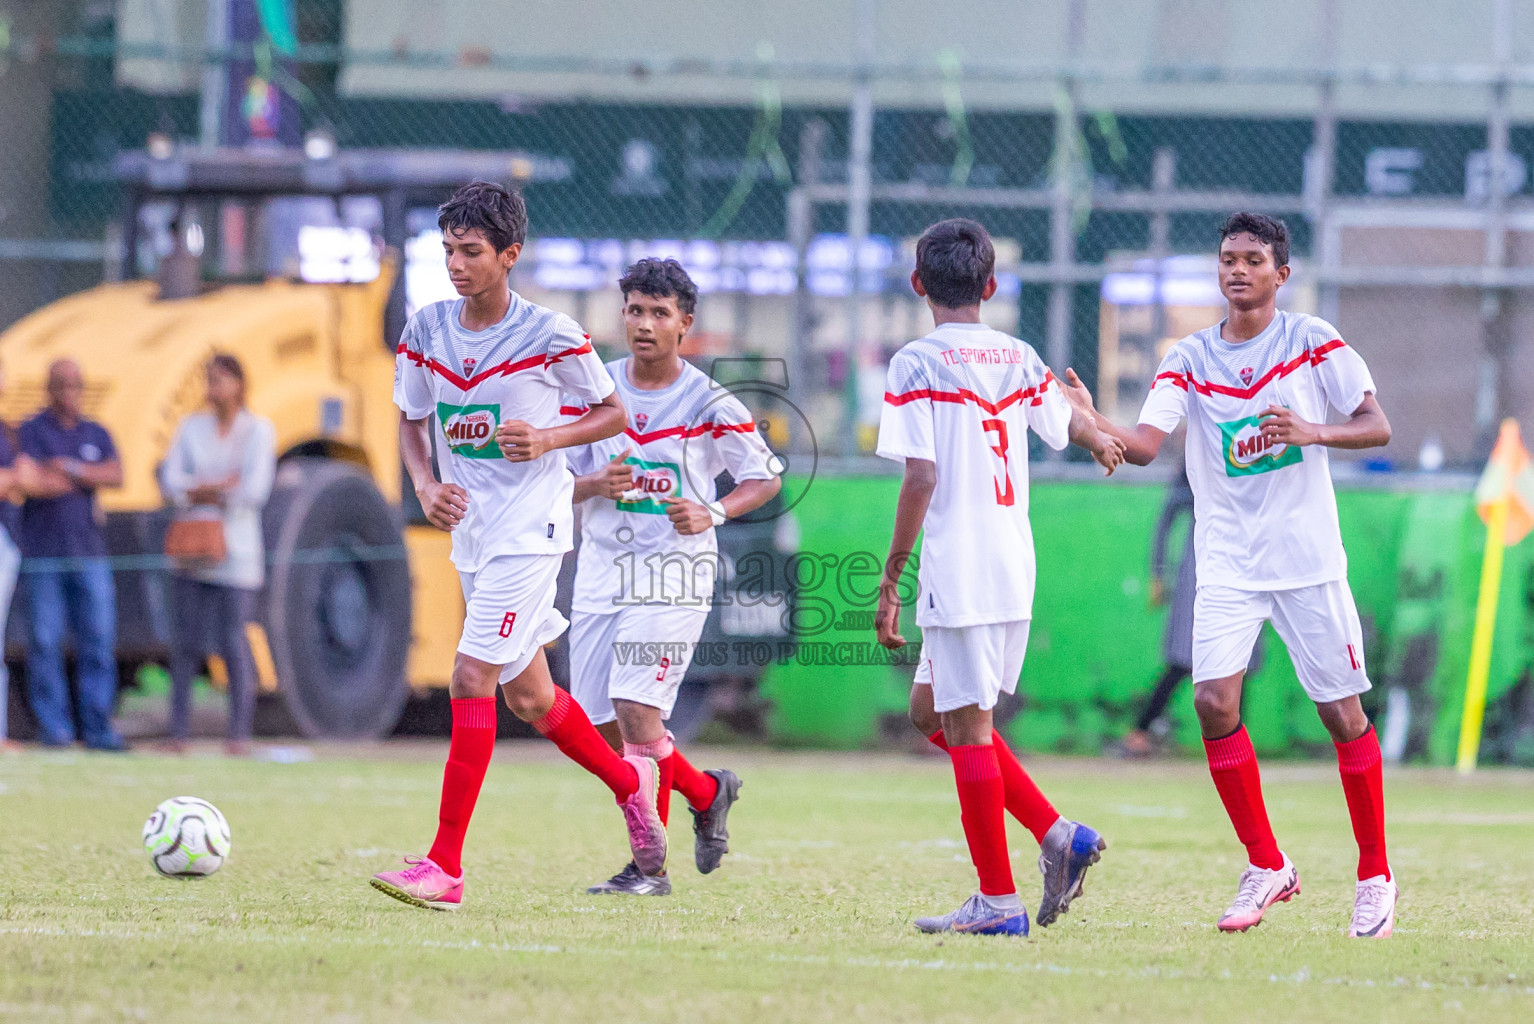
left=0, top=531, right=18, bottom=741
left=25, top=558, right=120, bottom=747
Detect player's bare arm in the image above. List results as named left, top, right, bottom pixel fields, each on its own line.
left=399, top=410, right=467, bottom=531
left=877, top=458, right=936, bottom=650
left=1066, top=405, right=1126, bottom=475
left=498, top=391, right=626, bottom=462
left=1259, top=393, right=1391, bottom=450
left=662, top=474, right=781, bottom=537
left=1063, top=366, right=1168, bottom=466
left=572, top=445, right=637, bottom=502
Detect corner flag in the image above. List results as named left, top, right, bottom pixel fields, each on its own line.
left=1458, top=419, right=1534, bottom=774
left=1474, top=419, right=1534, bottom=544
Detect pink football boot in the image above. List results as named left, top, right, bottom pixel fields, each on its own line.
left=370, top=856, right=463, bottom=911
left=619, top=755, right=668, bottom=876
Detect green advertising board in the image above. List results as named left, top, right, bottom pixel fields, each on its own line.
left=759, top=474, right=1534, bottom=764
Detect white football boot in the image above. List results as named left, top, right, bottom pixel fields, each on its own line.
left=1347, top=874, right=1396, bottom=938
left=1217, top=852, right=1300, bottom=932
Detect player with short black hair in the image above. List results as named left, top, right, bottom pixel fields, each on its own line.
left=564, top=257, right=780, bottom=895
left=876, top=218, right=1124, bottom=936
left=911, top=218, right=996, bottom=308
left=1063, top=213, right=1397, bottom=937
left=435, top=180, right=528, bottom=254
left=617, top=257, right=699, bottom=315
left=1218, top=211, right=1289, bottom=270
left=371, top=182, right=672, bottom=912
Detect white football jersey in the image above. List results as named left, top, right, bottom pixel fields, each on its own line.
left=393, top=293, right=615, bottom=571
left=877, top=322, right=1071, bottom=628
left=567, top=358, right=777, bottom=613
left=1138, top=310, right=1377, bottom=591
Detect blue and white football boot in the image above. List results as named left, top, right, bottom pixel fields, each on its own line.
left=914, top=894, right=1030, bottom=936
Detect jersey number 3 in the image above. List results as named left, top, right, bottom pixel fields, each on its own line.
left=982, top=418, right=1015, bottom=506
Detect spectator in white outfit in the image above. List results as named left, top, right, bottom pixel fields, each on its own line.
left=158, top=354, right=276, bottom=755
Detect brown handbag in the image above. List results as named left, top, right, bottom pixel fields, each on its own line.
left=164, top=517, right=227, bottom=562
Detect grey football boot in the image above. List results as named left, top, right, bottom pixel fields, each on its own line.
left=689, top=769, right=742, bottom=874
left=1036, top=818, right=1107, bottom=926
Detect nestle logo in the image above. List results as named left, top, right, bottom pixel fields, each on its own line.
left=444, top=409, right=495, bottom=443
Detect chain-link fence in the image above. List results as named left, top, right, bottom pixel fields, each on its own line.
left=6, top=1, right=1534, bottom=466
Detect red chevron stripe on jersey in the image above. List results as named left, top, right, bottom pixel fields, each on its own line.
left=1152, top=340, right=1345, bottom=400
left=558, top=403, right=757, bottom=442
left=397, top=336, right=595, bottom=391
left=883, top=371, right=1056, bottom=415
left=624, top=421, right=758, bottom=445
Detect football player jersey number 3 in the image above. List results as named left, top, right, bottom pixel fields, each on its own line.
left=982, top=418, right=1015, bottom=506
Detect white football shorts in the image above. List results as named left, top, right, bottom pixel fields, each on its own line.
left=569, top=604, right=711, bottom=725
left=457, top=553, right=569, bottom=682
left=1192, top=579, right=1371, bottom=703
left=912, top=620, right=1031, bottom=713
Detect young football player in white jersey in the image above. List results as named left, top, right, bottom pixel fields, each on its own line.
left=563, top=258, right=781, bottom=895
left=875, top=219, right=1125, bottom=936
left=1062, top=212, right=1396, bottom=938
left=371, top=182, right=670, bottom=912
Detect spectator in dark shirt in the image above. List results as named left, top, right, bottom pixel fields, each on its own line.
left=0, top=361, right=35, bottom=754
left=19, top=358, right=126, bottom=750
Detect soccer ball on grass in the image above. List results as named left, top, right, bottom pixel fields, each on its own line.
left=142, top=797, right=231, bottom=878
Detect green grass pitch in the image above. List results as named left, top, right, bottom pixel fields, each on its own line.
left=2, top=743, right=1532, bottom=1022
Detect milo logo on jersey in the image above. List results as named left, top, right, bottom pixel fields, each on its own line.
left=616, top=456, right=682, bottom=514
left=1219, top=414, right=1303, bottom=477
left=437, top=402, right=501, bottom=459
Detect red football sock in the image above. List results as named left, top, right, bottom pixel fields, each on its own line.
left=532, top=688, right=639, bottom=801
left=669, top=746, right=720, bottom=812
left=426, top=697, right=497, bottom=878
left=929, top=729, right=1060, bottom=844
left=1203, top=725, right=1284, bottom=870
left=949, top=744, right=1015, bottom=897
left=1335, top=726, right=1391, bottom=881
left=657, top=755, right=674, bottom=825
left=624, top=735, right=675, bottom=825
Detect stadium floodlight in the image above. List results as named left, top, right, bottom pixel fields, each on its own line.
left=304, top=129, right=338, bottom=162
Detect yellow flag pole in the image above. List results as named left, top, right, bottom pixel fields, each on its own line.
left=1457, top=493, right=1510, bottom=775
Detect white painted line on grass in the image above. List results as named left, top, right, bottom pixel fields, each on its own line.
left=1, top=923, right=1529, bottom=995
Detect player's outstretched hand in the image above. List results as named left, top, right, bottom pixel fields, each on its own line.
left=1088, top=429, right=1126, bottom=476
left=1259, top=404, right=1321, bottom=447
left=419, top=480, right=469, bottom=531
left=875, top=582, right=905, bottom=649
left=600, top=446, right=638, bottom=499
left=662, top=496, right=714, bottom=536
left=497, top=420, right=551, bottom=462
left=1063, top=367, right=1098, bottom=414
